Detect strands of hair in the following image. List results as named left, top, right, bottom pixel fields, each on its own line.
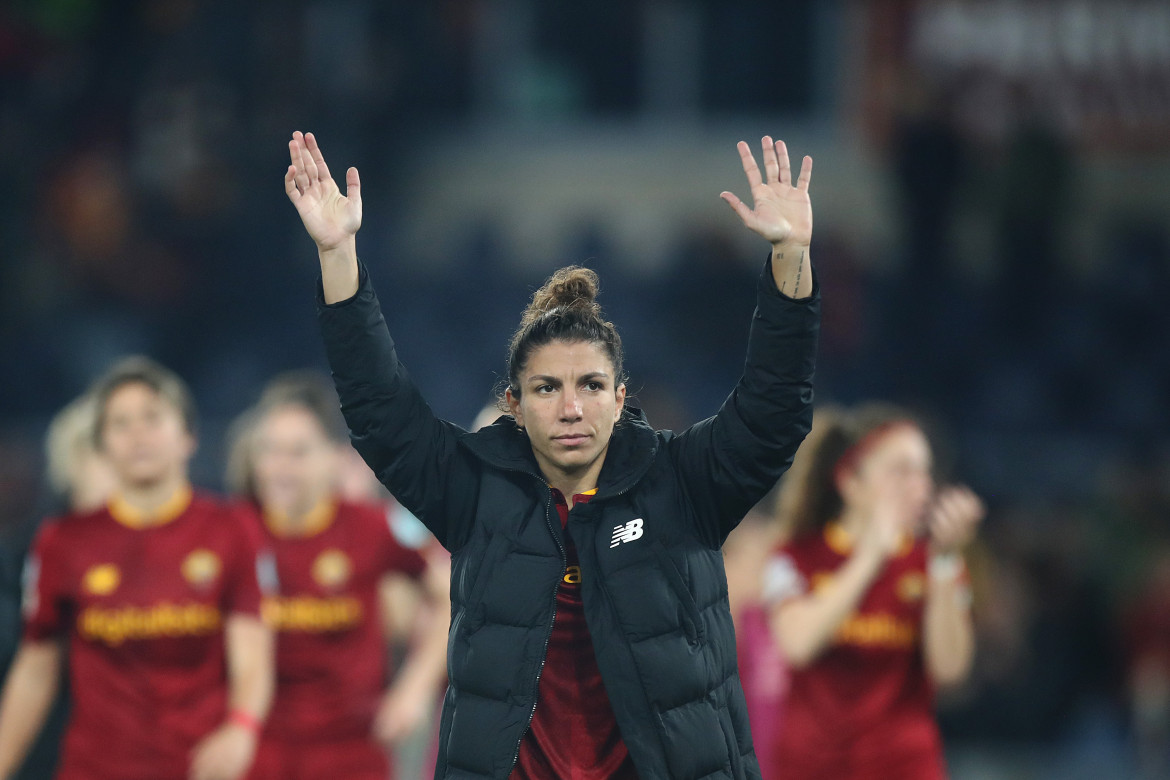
left=506, top=266, right=626, bottom=399
left=519, top=266, right=602, bottom=327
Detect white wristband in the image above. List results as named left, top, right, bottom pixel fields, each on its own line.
left=929, top=553, right=963, bottom=582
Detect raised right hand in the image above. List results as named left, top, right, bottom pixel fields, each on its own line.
left=284, top=131, right=362, bottom=251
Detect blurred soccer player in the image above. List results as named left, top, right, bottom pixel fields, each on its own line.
left=0, top=357, right=274, bottom=780
left=762, top=404, right=983, bottom=779
left=226, top=374, right=449, bottom=780
left=0, top=393, right=116, bottom=780
left=44, top=393, right=117, bottom=514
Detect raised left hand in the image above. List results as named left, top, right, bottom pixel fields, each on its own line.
left=927, top=486, right=985, bottom=556
left=721, top=136, right=812, bottom=247
left=188, top=723, right=257, bottom=780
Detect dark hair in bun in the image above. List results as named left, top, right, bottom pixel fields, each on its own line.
left=506, top=266, right=625, bottom=401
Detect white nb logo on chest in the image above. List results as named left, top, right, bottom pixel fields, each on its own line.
left=610, top=518, right=644, bottom=548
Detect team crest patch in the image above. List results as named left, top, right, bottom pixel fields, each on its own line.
left=83, top=564, right=121, bottom=596
left=312, top=549, right=352, bottom=589
left=897, top=572, right=926, bottom=602
left=182, top=550, right=222, bottom=587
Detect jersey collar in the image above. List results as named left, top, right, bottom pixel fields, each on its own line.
left=264, top=499, right=337, bottom=538
left=108, top=484, right=193, bottom=530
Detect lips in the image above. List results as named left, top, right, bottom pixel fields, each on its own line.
left=554, top=434, right=590, bottom=447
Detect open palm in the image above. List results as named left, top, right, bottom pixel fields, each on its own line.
left=284, top=131, right=362, bottom=250
left=721, top=137, right=812, bottom=247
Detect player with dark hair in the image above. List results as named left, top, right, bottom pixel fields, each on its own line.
left=225, top=373, right=449, bottom=780
left=762, top=403, right=984, bottom=779
left=0, top=357, right=274, bottom=780
left=285, top=130, right=820, bottom=779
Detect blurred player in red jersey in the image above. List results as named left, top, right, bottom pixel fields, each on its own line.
left=762, top=403, right=984, bottom=780
left=43, top=393, right=118, bottom=515
left=0, top=393, right=117, bottom=780
left=0, top=357, right=275, bottom=780
left=226, top=374, right=449, bottom=780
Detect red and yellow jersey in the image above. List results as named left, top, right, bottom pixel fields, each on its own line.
left=256, top=499, right=427, bottom=743
left=762, top=523, right=946, bottom=780
left=22, top=487, right=265, bottom=780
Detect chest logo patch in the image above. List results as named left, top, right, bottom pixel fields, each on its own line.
left=610, top=518, right=644, bottom=548
left=897, top=572, right=926, bottom=602
left=182, top=550, right=222, bottom=588
left=312, top=549, right=352, bottom=589
left=83, top=564, right=121, bottom=596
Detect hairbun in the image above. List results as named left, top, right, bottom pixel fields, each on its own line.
left=521, top=266, right=600, bottom=327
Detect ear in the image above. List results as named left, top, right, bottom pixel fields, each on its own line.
left=613, top=383, right=626, bottom=422
left=505, top=388, right=524, bottom=428
left=181, top=431, right=198, bottom=461
left=835, top=468, right=861, bottom=508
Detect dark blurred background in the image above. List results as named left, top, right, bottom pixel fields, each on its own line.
left=1, top=1, right=1168, bottom=778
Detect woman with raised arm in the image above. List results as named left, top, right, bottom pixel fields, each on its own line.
left=762, top=403, right=984, bottom=779
left=284, top=131, right=820, bottom=780
left=0, top=357, right=274, bottom=780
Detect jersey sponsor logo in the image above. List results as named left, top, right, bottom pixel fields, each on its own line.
left=79, top=602, right=222, bottom=646
left=262, top=595, right=363, bottom=632
left=83, top=563, right=121, bottom=596
left=312, top=549, right=352, bottom=589
left=897, top=572, right=926, bottom=602
left=182, top=550, right=222, bottom=588
left=609, top=518, right=644, bottom=548
left=563, top=564, right=582, bottom=585
left=834, top=612, right=917, bottom=650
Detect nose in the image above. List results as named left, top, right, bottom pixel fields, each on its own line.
left=560, top=390, right=583, bottom=421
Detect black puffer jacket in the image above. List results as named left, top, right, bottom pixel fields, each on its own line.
left=317, top=258, right=820, bottom=779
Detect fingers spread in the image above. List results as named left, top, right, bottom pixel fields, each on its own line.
left=720, top=191, right=752, bottom=225
left=346, top=166, right=361, bottom=200
left=796, top=155, right=813, bottom=192
left=773, top=138, right=791, bottom=186
left=284, top=165, right=301, bottom=199
left=288, top=133, right=301, bottom=169
left=299, top=142, right=318, bottom=183
left=737, top=141, right=763, bottom=189
left=761, top=136, right=779, bottom=184
left=305, top=132, right=331, bottom=182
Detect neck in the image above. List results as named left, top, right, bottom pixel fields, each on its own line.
left=266, top=495, right=333, bottom=537
left=118, top=472, right=187, bottom=515
left=835, top=508, right=867, bottom=539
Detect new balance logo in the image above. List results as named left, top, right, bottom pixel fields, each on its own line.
left=610, top=518, right=644, bottom=548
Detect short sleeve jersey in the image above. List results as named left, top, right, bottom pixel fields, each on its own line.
left=257, top=499, right=428, bottom=742
left=762, top=523, right=946, bottom=780
left=22, top=488, right=265, bottom=780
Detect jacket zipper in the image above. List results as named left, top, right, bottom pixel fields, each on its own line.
left=508, top=475, right=564, bottom=776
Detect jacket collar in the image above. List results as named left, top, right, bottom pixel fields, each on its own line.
left=460, top=405, right=658, bottom=500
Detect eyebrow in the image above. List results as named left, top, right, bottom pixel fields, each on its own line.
left=526, top=372, right=610, bottom=385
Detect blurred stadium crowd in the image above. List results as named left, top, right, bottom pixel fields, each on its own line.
left=1, top=1, right=1168, bottom=778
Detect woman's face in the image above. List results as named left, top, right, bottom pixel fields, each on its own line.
left=841, top=425, right=934, bottom=529
left=507, top=339, right=626, bottom=486
left=99, top=382, right=194, bottom=489
left=251, top=404, right=339, bottom=517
